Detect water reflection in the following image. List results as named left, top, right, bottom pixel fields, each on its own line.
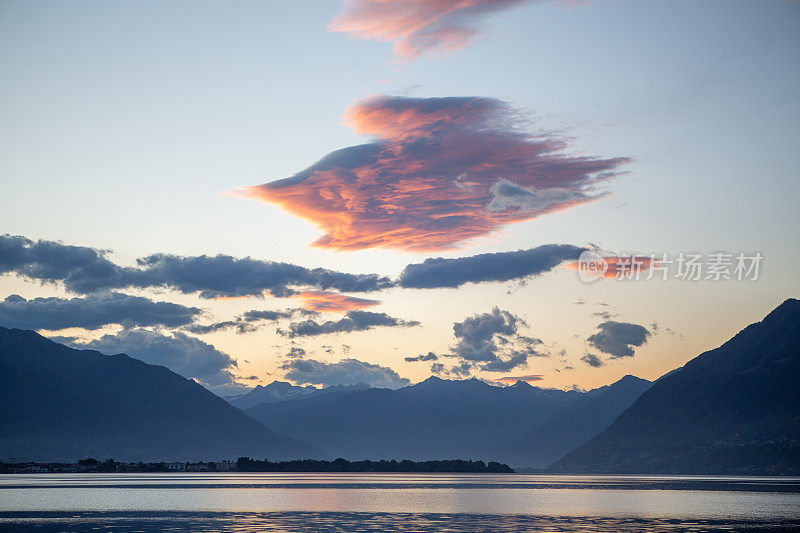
left=1, top=511, right=799, bottom=533
left=1, top=474, right=798, bottom=532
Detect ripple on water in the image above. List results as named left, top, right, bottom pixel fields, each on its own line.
left=1, top=512, right=800, bottom=533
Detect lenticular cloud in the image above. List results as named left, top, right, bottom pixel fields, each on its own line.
left=329, top=0, right=530, bottom=61
left=238, top=96, right=629, bottom=252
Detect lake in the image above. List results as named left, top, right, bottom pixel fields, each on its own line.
left=1, top=473, right=799, bottom=531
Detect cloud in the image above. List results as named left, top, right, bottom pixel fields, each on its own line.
left=580, top=353, right=604, bottom=367
left=405, top=351, right=438, bottom=362
left=286, top=346, right=307, bottom=358
left=289, top=290, right=381, bottom=312
left=281, top=357, right=410, bottom=388
left=448, top=307, right=547, bottom=372
left=184, top=320, right=259, bottom=335
left=410, top=308, right=546, bottom=374
left=329, top=0, right=530, bottom=61
left=132, top=254, right=392, bottom=299
left=452, top=307, right=523, bottom=360
left=399, top=244, right=585, bottom=288
left=0, top=234, right=392, bottom=299
left=493, top=374, right=544, bottom=384
left=236, top=96, right=629, bottom=252
left=587, top=321, right=651, bottom=358
left=281, top=310, right=420, bottom=338
left=479, top=350, right=529, bottom=372
left=487, top=180, right=593, bottom=213
left=0, top=292, right=200, bottom=331
left=429, top=360, right=473, bottom=377
left=184, top=308, right=300, bottom=335
left=449, top=361, right=473, bottom=377
left=244, top=309, right=315, bottom=320
left=63, top=328, right=240, bottom=389
left=2, top=234, right=593, bottom=305
left=0, top=234, right=134, bottom=293
left=563, top=255, right=656, bottom=280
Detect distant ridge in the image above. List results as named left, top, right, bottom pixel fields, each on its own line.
left=0, top=326, right=322, bottom=462
left=246, top=373, right=650, bottom=466
left=505, top=375, right=651, bottom=468
left=551, top=298, right=800, bottom=475
left=231, top=380, right=370, bottom=410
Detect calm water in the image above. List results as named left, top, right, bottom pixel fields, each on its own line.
left=1, top=473, right=799, bottom=532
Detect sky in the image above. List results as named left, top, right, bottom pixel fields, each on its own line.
left=1, top=0, right=798, bottom=395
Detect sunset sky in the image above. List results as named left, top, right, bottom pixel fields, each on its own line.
left=1, top=0, right=798, bottom=395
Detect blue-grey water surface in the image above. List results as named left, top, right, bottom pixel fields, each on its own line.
left=1, top=473, right=798, bottom=531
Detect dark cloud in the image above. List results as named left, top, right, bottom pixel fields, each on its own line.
left=435, top=307, right=548, bottom=373
left=286, top=347, right=307, bottom=358
left=329, top=0, right=531, bottom=61
left=405, top=307, right=550, bottom=377
left=244, top=309, right=307, bottom=321
left=580, top=353, right=604, bottom=367
left=184, top=308, right=299, bottom=335
left=398, top=244, right=586, bottom=289
left=0, top=234, right=136, bottom=293
left=63, top=328, right=240, bottom=391
left=184, top=320, right=259, bottom=335
left=281, top=357, right=410, bottom=389
left=405, top=351, right=438, bottom=362
left=2, top=234, right=590, bottom=303
left=587, top=321, right=651, bottom=358
left=493, top=374, right=544, bottom=384
left=449, top=361, right=474, bottom=377
left=412, top=308, right=548, bottom=374
left=479, top=350, right=529, bottom=372
left=281, top=310, right=420, bottom=338
left=236, top=96, right=629, bottom=251
left=0, top=234, right=392, bottom=299
left=451, top=307, right=521, bottom=361
left=429, top=361, right=473, bottom=378
left=131, top=253, right=392, bottom=299
left=0, top=292, right=200, bottom=331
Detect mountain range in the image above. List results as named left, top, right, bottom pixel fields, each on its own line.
left=230, top=380, right=371, bottom=410
left=1, top=298, right=796, bottom=473
left=243, top=374, right=650, bottom=467
left=0, top=326, right=321, bottom=462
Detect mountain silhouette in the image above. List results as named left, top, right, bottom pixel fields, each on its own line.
left=231, top=380, right=370, bottom=410
left=245, top=375, right=648, bottom=465
left=551, top=298, right=800, bottom=475
left=0, top=326, right=322, bottom=462
left=503, top=375, right=651, bottom=468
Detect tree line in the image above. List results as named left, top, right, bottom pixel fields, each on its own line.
left=236, top=457, right=514, bottom=473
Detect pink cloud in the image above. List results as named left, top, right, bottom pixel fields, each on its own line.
left=329, top=0, right=532, bottom=61
left=563, top=256, right=655, bottom=279
left=236, top=96, right=629, bottom=252
left=289, top=290, right=381, bottom=313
